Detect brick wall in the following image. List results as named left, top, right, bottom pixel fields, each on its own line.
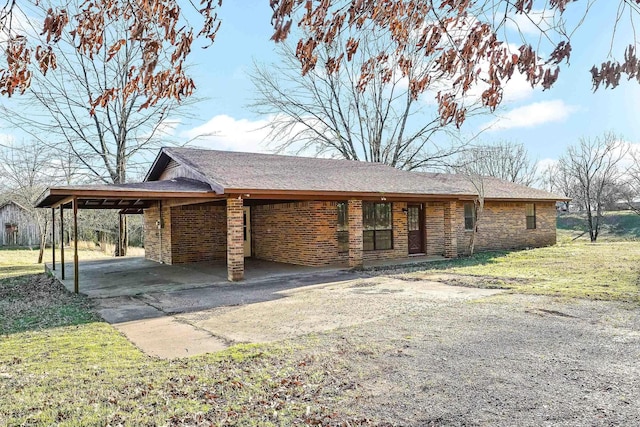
left=227, top=197, right=244, bottom=281
left=252, top=201, right=345, bottom=266
left=144, top=198, right=559, bottom=267
left=425, top=202, right=445, bottom=256
left=170, top=204, right=226, bottom=263
left=457, top=201, right=557, bottom=255
left=144, top=202, right=173, bottom=263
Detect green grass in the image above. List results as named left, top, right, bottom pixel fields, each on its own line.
left=2, top=239, right=640, bottom=425
left=400, top=239, right=640, bottom=302
left=0, top=247, right=111, bottom=279
left=557, top=210, right=640, bottom=241
left=0, top=273, right=360, bottom=426
left=1, top=322, right=342, bottom=426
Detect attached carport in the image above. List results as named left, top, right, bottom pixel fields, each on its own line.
left=35, top=178, right=220, bottom=293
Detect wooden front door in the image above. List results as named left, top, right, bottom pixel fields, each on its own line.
left=407, top=204, right=424, bottom=254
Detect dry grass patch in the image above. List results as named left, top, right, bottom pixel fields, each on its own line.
left=0, top=247, right=112, bottom=279
left=394, top=241, right=640, bottom=303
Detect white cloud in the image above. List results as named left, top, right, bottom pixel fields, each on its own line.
left=181, top=114, right=272, bottom=152
left=482, top=100, right=578, bottom=131
left=0, top=133, right=16, bottom=148
left=0, top=7, right=42, bottom=44
left=502, top=74, right=534, bottom=103
left=536, top=157, right=557, bottom=172
left=505, top=9, right=556, bottom=36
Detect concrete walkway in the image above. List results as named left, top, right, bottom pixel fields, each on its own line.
left=46, top=256, right=347, bottom=298
left=98, top=269, right=363, bottom=358
left=45, top=255, right=456, bottom=359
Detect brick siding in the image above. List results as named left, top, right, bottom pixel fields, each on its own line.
left=425, top=202, right=445, bottom=256
left=144, top=202, right=173, bottom=263
left=253, top=201, right=344, bottom=266
left=456, top=201, right=557, bottom=255
left=144, top=198, right=559, bottom=269
left=170, top=204, right=226, bottom=263
left=227, top=197, right=244, bottom=281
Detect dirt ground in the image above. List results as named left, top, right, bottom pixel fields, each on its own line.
left=176, top=276, right=640, bottom=426
left=176, top=277, right=502, bottom=345
left=97, top=274, right=640, bottom=425
left=291, top=292, right=640, bottom=426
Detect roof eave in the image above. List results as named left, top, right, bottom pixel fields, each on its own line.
left=36, top=188, right=221, bottom=209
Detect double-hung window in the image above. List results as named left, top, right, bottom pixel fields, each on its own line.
left=363, top=202, right=393, bottom=250
left=526, top=203, right=536, bottom=229
left=464, top=202, right=476, bottom=231
left=337, top=202, right=349, bottom=253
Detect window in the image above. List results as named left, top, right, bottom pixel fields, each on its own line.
left=337, top=202, right=348, bottom=253
left=363, top=202, right=393, bottom=250
left=526, top=203, right=536, bottom=229
left=464, top=202, right=476, bottom=231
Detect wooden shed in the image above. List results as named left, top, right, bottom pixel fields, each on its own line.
left=0, top=201, right=41, bottom=247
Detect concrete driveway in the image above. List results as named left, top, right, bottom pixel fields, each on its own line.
left=92, top=271, right=503, bottom=359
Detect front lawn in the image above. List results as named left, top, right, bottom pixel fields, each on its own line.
left=398, top=240, right=640, bottom=302
left=0, top=247, right=111, bottom=279
left=0, top=275, right=364, bottom=426
left=2, top=240, right=640, bottom=425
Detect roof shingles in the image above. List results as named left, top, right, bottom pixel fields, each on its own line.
left=160, top=147, right=566, bottom=200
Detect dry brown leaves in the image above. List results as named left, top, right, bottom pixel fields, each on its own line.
left=0, top=0, right=636, bottom=126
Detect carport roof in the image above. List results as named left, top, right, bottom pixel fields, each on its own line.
left=35, top=177, right=218, bottom=210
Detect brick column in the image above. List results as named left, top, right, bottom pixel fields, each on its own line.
left=227, top=197, right=244, bottom=281
left=348, top=199, right=363, bottom=268
left=444, top=200, right=458, bottom=258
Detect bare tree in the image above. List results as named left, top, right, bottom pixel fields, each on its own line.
left=452, top=141, right=538, bottom=186
left=0, top=141, right=64, bottom=262
left=467, top=176, right=485, bottom=257
left=558, top=133, right=628, bottom=242
left=448, top=164, right=485, bottom=256
left=540, top=162, right=573, bottom=211
left=3, top=1, right=640, bottom=130
left=1, top=0, right=193, bottom=255
left=251, top=29, right=475, bottom=170
left=622, top=148, right=640, bottom=215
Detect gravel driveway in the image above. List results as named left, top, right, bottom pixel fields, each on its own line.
left=310, top=292, right=640, bottom=426
left=94, top=272, right=640, bottom=425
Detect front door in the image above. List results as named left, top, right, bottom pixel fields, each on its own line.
left=407, top=204, right=424, bottom=254
left=243, top=206, right=251, bottom=257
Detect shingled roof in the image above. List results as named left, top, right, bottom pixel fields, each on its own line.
left=147, top=147, right=566, bottom=201
left=415, top=173, right=568, bottom=201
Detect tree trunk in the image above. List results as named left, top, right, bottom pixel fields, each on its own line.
left=115, top=214, right=127, bottom=256
left=469, top=199, right=483, bottom=256
left=37, top=228, right=47, bottom=264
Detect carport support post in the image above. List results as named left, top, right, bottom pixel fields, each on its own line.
left=226, top=196, right=244, bottom=281
left=73, top=197, right=79, bottom=294
left=60, top=205, right=65, bottom=280
left=444, top=200, right=458, bottom=258
left=51, top=208, right=55, bottom=270
left=348, top=199, right=363, bottom=268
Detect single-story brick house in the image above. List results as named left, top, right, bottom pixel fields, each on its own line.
left=37, top=147, right=567, bottom=282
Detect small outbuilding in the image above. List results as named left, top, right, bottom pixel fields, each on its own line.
left=0, top=200, right=41, bottom=247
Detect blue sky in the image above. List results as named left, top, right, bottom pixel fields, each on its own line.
left=2, top=0, right=639, bottom=174
left=171, top=0, right=640, bottom=171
